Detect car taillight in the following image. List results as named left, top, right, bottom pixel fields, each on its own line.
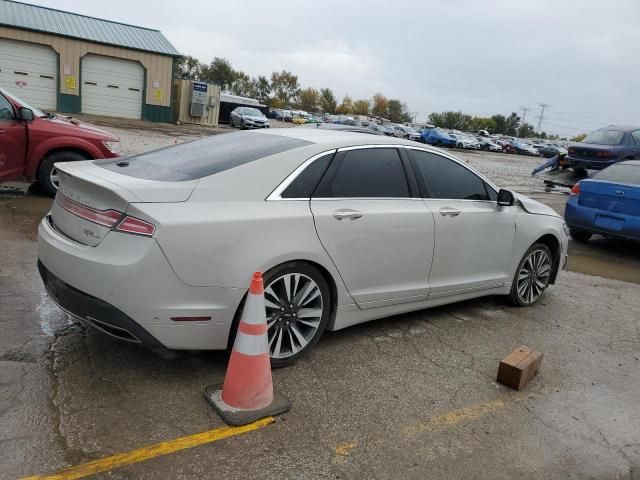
left=596, top=150, right=615, bottom=159
left=570, top=183, right=580, bottom=196
left=56, top=193, right=156, bottom=236
left=568, top=147, right=576, bottom=155
left=56, top=194, right=122, bottom=227
left=115, top=216, right=156, bottom=236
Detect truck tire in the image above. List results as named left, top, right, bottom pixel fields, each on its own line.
left=37, top=151, right=88, bottom=197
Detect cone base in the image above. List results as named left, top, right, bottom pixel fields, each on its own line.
left=204, top=384, right=291, bottom=426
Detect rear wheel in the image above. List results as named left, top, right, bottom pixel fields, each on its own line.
left=37, top=151, right=88, bottom=197
left=508, top=243, right=553, bottom=307
left=570, top=228, right=592, bottom=242
left=262, top=263, right=331, bottom=367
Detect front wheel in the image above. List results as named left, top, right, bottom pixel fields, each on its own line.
left=37, top=151, right=87, bottom=197
left=508, top=243, right=553, bottom=307
left=262, top=263, right=331, bottom=367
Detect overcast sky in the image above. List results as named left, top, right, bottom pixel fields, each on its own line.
left=27, top=0, right=640, bottom=135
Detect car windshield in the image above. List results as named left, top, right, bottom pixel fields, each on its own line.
left=583, top=129, right=624, bottom=145
left=405, top=127, right=418, bottom=133
left=593, top=163, right=640, bottom=185
left=242, top=108, right=263, bottom=116
left=1, top=88, right=46, bottom=117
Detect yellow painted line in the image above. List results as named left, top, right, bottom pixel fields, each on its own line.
left=21, top=417, right=275, bottom=480
left=404, top=399, right=505, bottom=435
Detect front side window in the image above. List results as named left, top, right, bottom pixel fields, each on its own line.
left=314, top=148, right=410, bottom=198
left=631, top=130, right=640, bottom=145
left=0, top=94, right=14, bottom=121
left=410, top=150, right=491, bottom=200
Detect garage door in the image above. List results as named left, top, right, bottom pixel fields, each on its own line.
left=0, top=39, right=57, bottom=110
left=81, top=55, right=144, bottom=119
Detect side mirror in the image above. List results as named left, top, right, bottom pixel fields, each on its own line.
left=497, top=189, right=515, bottom=207
left=19, top=107, right=34, bottom=122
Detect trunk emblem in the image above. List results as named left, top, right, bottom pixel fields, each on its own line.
left=615, top=190, right=625, bottom=195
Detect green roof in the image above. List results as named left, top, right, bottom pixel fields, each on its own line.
left=0, top=0, right=180, bottom=56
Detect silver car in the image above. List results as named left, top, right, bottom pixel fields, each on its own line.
left=38, top=129, right=568, bottom=366
left=230, top=106, right=270, bottom=129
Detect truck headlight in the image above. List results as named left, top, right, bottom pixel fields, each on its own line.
left=102, top=140, right=122, bottom=154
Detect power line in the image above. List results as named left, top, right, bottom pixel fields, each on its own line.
left=548, top=109, right=640, bottom=125
left=537, top=103, right=550, bottom=131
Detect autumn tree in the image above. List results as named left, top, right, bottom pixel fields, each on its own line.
left=336, top=95, right=354, bottom=114
left=270, top=70, right=300, bottom=107
left=372, top=93, right=388, bottom=117
left=352, top=99, right=370, bottom=116
left=299, top=87, right=320, bottom=112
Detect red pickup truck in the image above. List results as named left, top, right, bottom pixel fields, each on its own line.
left=0, top=87, right=121, bottom=196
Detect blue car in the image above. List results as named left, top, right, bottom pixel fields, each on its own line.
left=421, top=128, right=456, bottom=147
left=564, top=160, right=640, bottom=242
left=567, top=125, right=640, bottom=171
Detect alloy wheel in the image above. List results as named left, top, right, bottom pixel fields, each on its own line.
left=264, top=273, right=324, bottom=360
left=49, top=167, right=60, bottom=190
left=516, top=249, right=552, bottom=305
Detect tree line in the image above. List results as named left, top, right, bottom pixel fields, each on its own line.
left=427, top=110, right=565, bottom=140
left=176, top=55, right=413, bottom=123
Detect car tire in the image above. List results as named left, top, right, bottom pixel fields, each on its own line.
left=508, top=243, right=553, bottom=307
left=37, top=151, right=88, bottom=197
left=569, top=229, right=592, bottom=243
left=230, top=262, right=332, bottom=368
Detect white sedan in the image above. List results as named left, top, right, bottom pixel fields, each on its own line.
left=38, top=129, right=568, bottom=366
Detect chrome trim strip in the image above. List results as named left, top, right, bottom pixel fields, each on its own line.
left=266, top=149, right=337, bottom=201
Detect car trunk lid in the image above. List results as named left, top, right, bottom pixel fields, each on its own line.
left=50, top=162, right=197, bottom=246
left=568, top=144, right=618, bottom=161
left=578, top=180, right=640, bottom=216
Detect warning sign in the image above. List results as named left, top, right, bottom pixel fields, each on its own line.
left=65, top=76, right=76, bottom=90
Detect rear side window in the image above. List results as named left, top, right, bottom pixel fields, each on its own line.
left=96, top=131, right=312, bottom=181
left=314, top=148, right=409, bottom=198
left=593, top=163, right=640, bottom=185
left=583, top=129, right=624, bottom=146
left=410, top=150, right=491, bottom=200
left=281, top=152, right=334, bottom=198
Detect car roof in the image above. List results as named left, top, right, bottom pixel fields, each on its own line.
left=258, top=127, right=417, bottom=148
left=598, top=125, right=640, bottom=132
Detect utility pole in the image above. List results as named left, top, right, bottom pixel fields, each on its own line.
left=537, top=103, right=550, bottom=131
left=519, top=106, right=530, bottom=125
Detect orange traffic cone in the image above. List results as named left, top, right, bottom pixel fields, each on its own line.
left=204, top=272, right=290, bottom=425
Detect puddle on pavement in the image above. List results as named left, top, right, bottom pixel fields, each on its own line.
left=36, top=292, right=71, bottom=336
left=567, top=254, right=640, bottom=284
left=0, top=192, right=52, bottom=241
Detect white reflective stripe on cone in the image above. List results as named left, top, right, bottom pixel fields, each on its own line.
left=234, top=330, right=269, bottom=356
left=240, top=292, right=267, bottom=325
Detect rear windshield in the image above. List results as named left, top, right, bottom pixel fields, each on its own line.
left=583, top=129, right=624, bottom=146
left=96, top=132, right=312, bottom=181
left=593, top=163, right=640, bottom=185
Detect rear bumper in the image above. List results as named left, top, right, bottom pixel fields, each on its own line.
left=38, top=260, right=164, bottom=347
left=38, top=215, right=245, bottom=350
left=567, top=156, right=619, bottom=171
left=564, top=199, right=640, bottom=241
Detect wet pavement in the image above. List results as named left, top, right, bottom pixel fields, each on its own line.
left=1, top=142, right=640, bottom=479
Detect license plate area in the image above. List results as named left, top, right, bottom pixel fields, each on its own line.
left=594, top=215, right=624, bottom=231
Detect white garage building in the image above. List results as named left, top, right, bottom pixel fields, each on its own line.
left=0, top=0, right=179, bottom=121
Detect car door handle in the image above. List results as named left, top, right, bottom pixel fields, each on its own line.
left=333, top=210, right=363, bottom=221
left=439, top=207, right=461, bottom=217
